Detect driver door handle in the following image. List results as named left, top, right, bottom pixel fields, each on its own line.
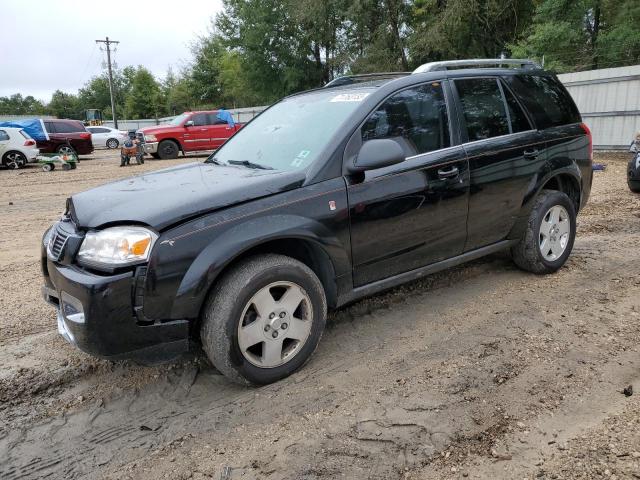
left=524, top=149, right=540, bottom=160
left=437, top=165, right=459, bottom=179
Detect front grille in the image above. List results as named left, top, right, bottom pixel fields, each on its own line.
left=48, top=226, right=69, bottom=261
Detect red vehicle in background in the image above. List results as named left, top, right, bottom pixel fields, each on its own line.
left=137, top=110, right=243, bottom=159
left=40, top=119, right=94, bottom=156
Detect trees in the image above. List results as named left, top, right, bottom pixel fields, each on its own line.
left=125, top=67, right=163, bottom=119
left=0, top=94, right=46, bottom=116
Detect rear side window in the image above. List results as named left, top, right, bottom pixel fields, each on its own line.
left=0, top=130, right=9, bottom=141
left=192, top=113, right=208, bottom=126
left=502, top=83, right=532, bottom=133
left=504, top=75, right=581, bottom=129
left=362, top=82, right=450, bottom=157
left=44, top=121, right=56, bottom=133
left=455, top=78, right=509, bottom=141
left=89, top=127, right=109, bottom=133
left=53, top=121, right=86, bottom=133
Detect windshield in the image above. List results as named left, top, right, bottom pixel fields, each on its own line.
left=169, top=113, right=190, bottom=126
left=211, top=89, right=373, bottom=171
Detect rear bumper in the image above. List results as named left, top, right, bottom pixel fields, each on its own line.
left=25, top=147, right=39, bottom=162
left=42, top=251, right=189, bottom=361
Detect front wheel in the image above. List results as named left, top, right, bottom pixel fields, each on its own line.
left=511, top=189, right=576, bottom=274
left=200, top=254, right=327, bottom=385
left=106, top=138, right=119, bottom=149
left=157, top=140, right=179, bottom=159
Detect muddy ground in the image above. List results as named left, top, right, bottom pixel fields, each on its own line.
left=0, top=150, right=638, bottom=480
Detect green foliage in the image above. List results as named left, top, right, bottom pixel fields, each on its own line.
left=125, top=67, right=163, bottom=119
left=0, top=94, right=46, bottom=115
left=48, top=90, right=81, bottom=119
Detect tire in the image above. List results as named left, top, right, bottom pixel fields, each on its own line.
left=3, top=151, right=27, bottom=169
left=157, top=140, right=179, bottom=159
left=42, top=163, right=54, bottom=172
left=62, top=163, right=71, bottom=171
left=57, top=144, right=76, bottom=156
left=628, top=156, right=640, bottom=192
left=70, top=163, right=77, bottom=170
left=151, top=153, right=160, bottom=159
left=511, top=189, right=576, bottom=274
left=106, top=138, right=119, bottom=149
left=201, top=254, right=327, bottom=385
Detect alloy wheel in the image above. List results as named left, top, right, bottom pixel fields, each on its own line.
left=5, top=152, right=26, bottom=169
left=539, top=205, right=570, bottom=261
left=237, top=281, right=313, bottom=368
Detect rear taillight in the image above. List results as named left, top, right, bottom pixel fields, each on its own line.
left=80, top=132, right=91, bottom=139
left=580, top=122, right=592, bottom=161
left=23, top=139, right=36, bottom=146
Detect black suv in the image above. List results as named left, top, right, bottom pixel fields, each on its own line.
left=42, top=59, right=592, bottom=385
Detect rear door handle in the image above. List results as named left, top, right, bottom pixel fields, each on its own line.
left=524, top=149, right=540, bottom=160
left=437, top=166, right=459, bottom=179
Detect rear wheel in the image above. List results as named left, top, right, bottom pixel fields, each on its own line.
left=511, top=189, right=576, bottom=274
left=3, top=151, right=27, bottom=169
left=200, top=254, right=327, bottom=385
left=151, top=153, right=160, bottom=159
left=57, top=144, right=76, bottom=156
left=157, top=140, right=179, bottom=159
left=106, top=138, right=119, bottom=149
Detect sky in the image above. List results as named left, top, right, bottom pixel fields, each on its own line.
left=0, top=0, right=223, bottom=102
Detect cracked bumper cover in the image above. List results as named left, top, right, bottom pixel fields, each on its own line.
left=42, top=250, right=189, bottom=361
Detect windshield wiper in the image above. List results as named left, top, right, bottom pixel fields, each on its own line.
left=205, top=156, right=223, bottom=165
left=227, top=160, right=274, bottom=170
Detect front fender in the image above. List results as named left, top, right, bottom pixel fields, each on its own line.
left=169, top=213, right=350, bottom=319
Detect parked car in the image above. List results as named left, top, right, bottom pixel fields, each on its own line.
left=39, top=119, right=94, bottom=156
left=137, top=110, right=243, bottom=159
left=42, top=59, right=592, bottom=385
left=86, top=126, right=127, bottom=149
left=0, top=127, right=39, bottom=169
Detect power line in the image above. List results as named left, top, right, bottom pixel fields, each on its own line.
left=95, top=37, right=120, bottom=128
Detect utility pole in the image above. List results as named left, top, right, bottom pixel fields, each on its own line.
left=95, top=37, right=120, bottom=128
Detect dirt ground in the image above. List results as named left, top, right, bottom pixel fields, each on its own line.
left=0, top=150, right=639, bottom=480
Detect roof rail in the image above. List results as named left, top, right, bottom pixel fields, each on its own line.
left=413, top=59, right=541, bottom=74
left=324, top=72, right=409, bottom=88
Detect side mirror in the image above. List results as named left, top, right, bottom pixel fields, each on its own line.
left=349, top=139, right=405, bottom=173
left=184, top=120, right=194, bottom=127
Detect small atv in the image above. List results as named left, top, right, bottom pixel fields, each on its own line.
left=120, top=131, right=144, bottom=166
left=37, top=153, right=78, bottom=172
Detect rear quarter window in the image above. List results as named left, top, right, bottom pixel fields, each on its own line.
left=504, top=75, right=581, bottom=129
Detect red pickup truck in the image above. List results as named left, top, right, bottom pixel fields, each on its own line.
left=138, top=110, right=242, bottom=159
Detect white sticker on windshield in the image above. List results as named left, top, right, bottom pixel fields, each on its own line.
left=291, top=150, right=312, bottom=167
left=330, top=93, right=370, bottom=102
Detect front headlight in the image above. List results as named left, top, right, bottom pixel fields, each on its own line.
left=77, top=226, right=157, bottom=268
left=144, top=134, right=157, bottom=142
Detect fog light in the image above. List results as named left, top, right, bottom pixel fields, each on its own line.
left=61, top=292, right=85, bottom=323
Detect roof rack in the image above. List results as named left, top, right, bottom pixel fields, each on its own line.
left=413, top=59, right=541, bottom=74
left=324, top=72, right=409, bottom=88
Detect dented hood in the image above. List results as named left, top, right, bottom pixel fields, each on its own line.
left=69, top=162, right=305, bottom=230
